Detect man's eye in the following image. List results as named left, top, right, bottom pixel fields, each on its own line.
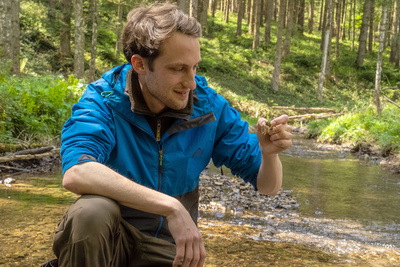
left=174, top=67, right=184, bottom=71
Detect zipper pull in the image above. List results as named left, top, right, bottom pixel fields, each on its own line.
left=159, top=150, right=163, bottom=168
left=156, top=119, right=161, bottom=142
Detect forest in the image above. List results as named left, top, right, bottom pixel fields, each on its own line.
left=0, top=0, right=399, bottom=158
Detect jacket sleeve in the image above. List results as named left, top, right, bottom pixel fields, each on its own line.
left=60, top=80, right=116, bottom=175
left=211, top=93, right=261, bottom=190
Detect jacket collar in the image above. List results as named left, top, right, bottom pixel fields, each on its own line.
left=125, top=68, right=194, bottom=120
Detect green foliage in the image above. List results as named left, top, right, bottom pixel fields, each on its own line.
left=306, top=106, right=400, bottom=154
left=0, top=69, right=84, bottom=145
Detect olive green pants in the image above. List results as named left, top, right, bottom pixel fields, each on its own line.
left=52, top=195, right=176, bottom=267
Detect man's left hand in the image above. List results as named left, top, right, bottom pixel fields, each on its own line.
left=256, top=115, right=292, bottom=155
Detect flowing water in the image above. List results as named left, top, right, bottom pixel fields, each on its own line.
left=1, top=136, right=400, bottom=266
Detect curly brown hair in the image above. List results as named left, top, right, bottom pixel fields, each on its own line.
left=122, top=3, right=202, bottom=70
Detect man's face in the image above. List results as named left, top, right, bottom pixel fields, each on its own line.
left=139, top=32, right=201, bottom=114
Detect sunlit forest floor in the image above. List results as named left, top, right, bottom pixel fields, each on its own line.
left=1, top=172, right=399, bottom=266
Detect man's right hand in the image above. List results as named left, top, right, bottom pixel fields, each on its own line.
left=166, top=201, right=206, bottom=267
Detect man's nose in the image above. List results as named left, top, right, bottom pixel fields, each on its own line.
left=183, top=69, right=197, bottom=90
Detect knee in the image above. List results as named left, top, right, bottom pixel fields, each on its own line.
left=77, top=195, right=120, bottom=223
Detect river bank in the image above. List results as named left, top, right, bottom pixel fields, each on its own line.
left=292, top=126, right=400, bottom=175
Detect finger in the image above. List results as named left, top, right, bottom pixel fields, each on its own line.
left=197, top=235, right=206, bottom=267
left=271, top=138, right=293, bottom=149
left=182, top=239, right=194, bottom=267
left=270, top=131, right=293, bottom=142
left=268, top=123, right=292, bottom=136
left=270, top=114, right=289, bottom=126
left=173, top=241, right=185, bottom=267
left=189, top=233, right=202, bottom=267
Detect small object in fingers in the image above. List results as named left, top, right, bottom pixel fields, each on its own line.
left=261, top=120, right=272, bottom=135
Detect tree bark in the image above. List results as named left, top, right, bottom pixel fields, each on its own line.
left=390, top=0, right=400, bottom=64
left=341, top=0, right=347, bottom=40
left=249, top=0, right=255, bottom=34
left=375, top=4, right=388, bottom=116
left=60, top=0, right=72, bottom=59
left=297, top=0, right=305, bottom=35
left=11, top=0, right=20, bottom=74
left=89, top=0, right=98, bottom=83
left=224, top=0, right=230, bottom=22
left=348, top=0, right=352, bottom=41
left=356, top=0, right=372, bottom=67
left=318, top=0, right=333, bottom=101
left=368, top=0, right=375, bottom=53
left=282, top=0, right=295, bottom=57
left=191, top=0, right=199, bottom=19
left=335, top=0, right=341, bottom=58
left=352, top=0, right=356, bottom=50
left=211, top=0, right=217, bottom=17
left=264, top=0, right=273, bottom=42
left=73, top=0, right=85, bottom=79
left=178, top=0, right=190, bottom=14
left=272, top=0, right=287, bottom=91
left=115, top=2, right=123, bottom=62
left=198, top=0, right=209, bottom=32
left=308, top=0, right=314, bottom=33
left=253, top=0, right=262, bottom=49
left=320, top=0, right=328, bottom=50
left=0, top=0, right=20, bottom=74
left=319, top=0, right=325, bottom=31
left=237, top=0, right=245, bottom=35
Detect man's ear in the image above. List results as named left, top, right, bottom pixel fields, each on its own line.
left=131, top=55, right=147, bottom=75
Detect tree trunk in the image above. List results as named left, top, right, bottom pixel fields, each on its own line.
left=191, top=0, right=199, bottom=19
left=198, top=0, right=209, bottom=31
left=352, top=0, right=356, bottom=50
left=282, top=0, right=295, bottom=57
left=375, top=4, right=388, bottom=116
left=320, top=0, right=328, bottom=50
left=253, top=0, right=262, bottom=49
left=60, top=0, right=72, bottom=59
left=335, top=0, right=341, bottom=58
left=224, top=0, right=230, bottom=22
left=390, top=0, right=399, bottom=63
left=319, top=0, right=325, bottom=31
left=348, top=0, right=352, bottom=41
left=318, top=0, right=333, bottom=101
left=341, top=0, right=347, bottom=40
left=368, top=0, right=375, bottom=53
left=178, top=0, right=190, bottom=14
left=89, top=0, right=98, bottom=83
left=272, top=0, right=287, bottom=91
left=115, top=3, right=123, bottom=62
left=74, top=0, right=84, bottom=79
left=308, top=0, right=314, bottom=33
left=1, top=0, right=20, bottom=74
left=211, top=0, right=217, bottom=17
left=11, top=0, right=20, bottom=74
left=237, top=0, right=245, bottom=35
left=249, top=0, right=255, bottom=34
left=264, top=0, right=273, bottom=42
left=297, top=0, right=305, bottom=35
left=356, top=0, right=372, bottom=67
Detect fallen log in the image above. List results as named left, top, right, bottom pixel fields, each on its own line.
left=0, top=165, right=31, bottom=173
left=273, top=106, right=337, bottom=113
left=0, top=148, right=60, bottom=164
left=288, top=112, right=344, bottom=120
left=12, top=146, right=54, bottom=156
left=383, top=95, right=400, bottom=109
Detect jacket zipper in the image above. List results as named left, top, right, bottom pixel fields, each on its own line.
left=155, top=118, right=164, bottom=237
left=156, top=119, right=161, bottom=142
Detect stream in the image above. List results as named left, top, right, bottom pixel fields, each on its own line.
left=0, top=135, right=399, bottom=266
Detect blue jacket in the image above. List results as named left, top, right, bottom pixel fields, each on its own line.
left=61, top=64, right=262, bottom=242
